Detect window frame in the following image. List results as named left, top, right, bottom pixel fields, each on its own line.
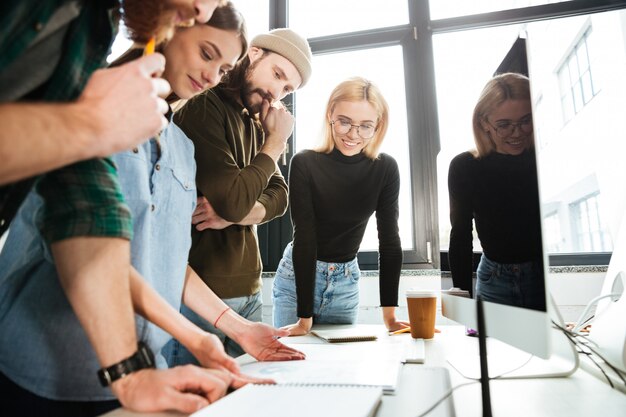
left=259, top=0, right=626, bottom=272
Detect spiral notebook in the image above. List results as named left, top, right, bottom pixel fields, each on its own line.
left=311, top=328, right=378, bottom=343
left=191, top=383, right=383, bottom=417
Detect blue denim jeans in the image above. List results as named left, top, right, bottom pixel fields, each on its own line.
left=475, top=254, right=546, bottom=311
left=272, top=243, right=361, bottom=327
left=163, top=291, right=262, bottom=364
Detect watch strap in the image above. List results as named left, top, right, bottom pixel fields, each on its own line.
left=97, top=342, right=156, bottom=387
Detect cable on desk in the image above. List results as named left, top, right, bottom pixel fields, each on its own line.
left=552, top=320, right=626, bottom=389
left=414, top=381, right=478, bottom=417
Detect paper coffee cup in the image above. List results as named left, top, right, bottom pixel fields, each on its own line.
left=406, top=289, right=437, bottom=339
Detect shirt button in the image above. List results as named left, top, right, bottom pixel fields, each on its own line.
left=151, top=204, right=155, bottom=212
left=0, top=218, right=5, bottom=227
left=155, top=164, right=161, bottom=171
left=34, top=22, right=43, bottom=31
left=132, top=148, right=139, bottom=153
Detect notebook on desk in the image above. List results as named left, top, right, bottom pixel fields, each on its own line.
left=311, top=328, right=378, bottom=343
left=239, top=351, right=401, bottom=394
left=191, top=383, right=382, bottom=417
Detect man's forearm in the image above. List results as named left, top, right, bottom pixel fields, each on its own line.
left=0, top=103, right=97, bottom=185
left=52, top=237, right=137, bottom=366
left=235, top=202, right=266, bottom=226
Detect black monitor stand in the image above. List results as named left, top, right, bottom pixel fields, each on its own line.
left=476, top=297, right=493, bottom=417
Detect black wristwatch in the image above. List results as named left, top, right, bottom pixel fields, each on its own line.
left=97, top=342, right=156, bottom=387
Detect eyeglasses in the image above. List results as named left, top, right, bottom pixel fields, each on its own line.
left=330, top=119, right=377, bottom=140
left=487, top=119, right=533, bottom=138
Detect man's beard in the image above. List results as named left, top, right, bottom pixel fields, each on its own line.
left=240, top=58, right=272, bottom=115
left=121, top=0, right=188, bottom=43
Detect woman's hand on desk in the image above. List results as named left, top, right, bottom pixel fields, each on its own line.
left=280, top=317, right=313, bottom=336
left=383, top=306, right=411, bottom=332
left=236, top=321, right=306, bottom=361
left=191, top=332, right=240, bottom=374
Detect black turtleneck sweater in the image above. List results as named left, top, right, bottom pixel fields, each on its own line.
left=288, top=148, right=403, bottom=318
left=447, top=150, right=543, bottom=295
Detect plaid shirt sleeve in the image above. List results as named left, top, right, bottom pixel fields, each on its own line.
left=36, top=158, right=133, bottom=243
left=1, top=1, right=132, bottom=243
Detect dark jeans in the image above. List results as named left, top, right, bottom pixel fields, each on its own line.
left=475, top=254, right=546, bottom=311
left=0, top=371, right=120, bottom=417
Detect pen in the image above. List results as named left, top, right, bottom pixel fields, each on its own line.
left=144, top=37, right=156, bottom=56
left=389, top=327, right=411, bottom=335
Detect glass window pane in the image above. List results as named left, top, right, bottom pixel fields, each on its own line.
left=527, top=10, right=622, bottom=255
left=568, top=54, right=580, bottom=80
left=581, top=71, right=593, bottom=104
left=434, top=24, right=522, bottom=251
left=289, top=0, right=409, bottom=39
left=577, top=38, right=590, bottom=73
left=572, top=80, right=584, bottom=112
left=293, top=46, right=413, bottom=251
left=430, top=0, right=574, bottom=20
left=107, top=23, right=133, bottom=63
left=232, top=0, right=269, bottom=39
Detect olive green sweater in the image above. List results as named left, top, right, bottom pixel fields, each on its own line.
left=174, top=86, right=288, bottom=298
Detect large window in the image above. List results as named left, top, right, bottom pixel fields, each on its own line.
left=557, top=27, right=597, bottom=123
left=108, top=0, right=626, bottom=270
left=526, top=10, right=623, bottom=258
left=571, top=193, right=612, bottom=252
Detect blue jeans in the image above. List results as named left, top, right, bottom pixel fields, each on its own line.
left=475, top=254, right=546, bottom=311
left=163, top=291, right=262, bottom=364
left=272, top=242, right=361, bottom=327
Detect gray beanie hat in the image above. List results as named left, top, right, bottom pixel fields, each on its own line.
left=251, top=28, right=312, bottom=87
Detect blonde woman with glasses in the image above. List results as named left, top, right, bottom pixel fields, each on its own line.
left=272, top=77, right=409, bottom=336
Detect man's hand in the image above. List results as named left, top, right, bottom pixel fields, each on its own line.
left=192, top=196, right=233, bottom=231
left=111, top=366, right=231, bottom=414
left=259, top=100, right=295, bottom=162
left=79, top=53, right=171, bottom=158
left=279, top=317, right=313, bottom=337
left=237, top=321, right=306, bottom=361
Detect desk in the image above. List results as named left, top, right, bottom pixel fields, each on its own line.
left=102, top=325, right=626, bottom=417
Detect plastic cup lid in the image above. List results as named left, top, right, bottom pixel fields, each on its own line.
left=406, top=289, right=438, bottom=298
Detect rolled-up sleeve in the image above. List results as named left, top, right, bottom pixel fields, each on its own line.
left=36, top=157, right=133, bottom=243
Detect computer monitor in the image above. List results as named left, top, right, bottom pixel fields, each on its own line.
left=441, top=36, right=554, bottom=365
left=442, top=6, right=626, bottom=378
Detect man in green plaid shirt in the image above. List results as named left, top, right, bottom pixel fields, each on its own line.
left=0, top=1, right=236, bottom=415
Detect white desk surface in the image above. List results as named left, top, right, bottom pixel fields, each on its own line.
left=102, top=325, right=626, bottom=417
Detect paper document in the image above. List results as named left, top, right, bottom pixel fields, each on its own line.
left=191, top=383, right=382, bottom=417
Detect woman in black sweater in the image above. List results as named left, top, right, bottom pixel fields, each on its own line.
left=272, top=77, right=409, bottom=335
left=448, top=73, right=546, bottom=311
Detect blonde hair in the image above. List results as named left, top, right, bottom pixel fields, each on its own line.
left=472, top=72, right=531, bottom=158
left=316, top=77, right=389, bottom=160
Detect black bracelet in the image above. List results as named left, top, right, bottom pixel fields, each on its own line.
left=97, top=342, right=156, bottom=387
